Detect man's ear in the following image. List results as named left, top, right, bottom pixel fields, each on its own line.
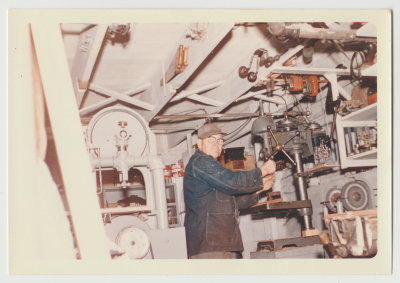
left=197, top=139, right=203, bottom=150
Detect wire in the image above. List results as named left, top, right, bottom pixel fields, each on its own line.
left=350, top=51, right=366, bottom=82
left=224, top=118, right=252, bottom=141
left=223, top=107, right=261, bottom=144
left=318, top=89, right=330, bottom=134
left=272, top=94, right=288, bottom=111
left=293, top=95, right=312, bottom=123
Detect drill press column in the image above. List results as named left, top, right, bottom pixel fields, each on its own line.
left=293, top=149, right=313, bottom=231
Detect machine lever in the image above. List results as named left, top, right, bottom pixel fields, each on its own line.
left=265, top=126, right=299, bottom=166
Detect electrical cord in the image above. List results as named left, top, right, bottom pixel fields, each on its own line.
left=223, top=117, right=253, bottom=145
left=293, top=95, right=312, bottom=124
left=350, top=50, right=367, bottom=82
left=272, top=93, right=288, bottom=111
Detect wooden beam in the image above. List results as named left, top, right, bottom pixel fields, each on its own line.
left=325, top=73, right=341, bottom=101
left=207, top=44, right=306, bottom=114
left=70, top=24, right=109, bottom=107
left=89, top=83, right=155, bottom=111
left=79, top=81, right=151, bottom=116
left=171, top=80, right=224, bottom=102
left=186, top=94, right=223, bottom=107
left=337, top=81, right=352, bottom=100
left=31, top=22, right=111, bottom=260
left=100, top=206, right=151, bottom=214
left=141, top=23, right=234, bottom=122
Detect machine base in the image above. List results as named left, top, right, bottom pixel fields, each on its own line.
left=256, top=235, right=321, bottom=251
left=251, top=243, right=325, bottom=259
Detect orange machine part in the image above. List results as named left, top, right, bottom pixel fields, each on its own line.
left=368, top=92, right=377, bottom=105
left=290, top=75, right=304, bottom=92
left=308, top=75, right=319, bottom=97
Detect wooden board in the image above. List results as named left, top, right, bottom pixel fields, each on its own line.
left=323, top=209, right=377, bottom=220
left=251, top=198, right=284, bottom=208
left=100, top=205, right=151, bottom=214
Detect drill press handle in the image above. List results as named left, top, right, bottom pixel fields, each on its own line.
left=264, top=125, right=299, bottom=166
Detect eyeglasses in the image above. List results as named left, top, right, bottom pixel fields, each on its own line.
left=207, top=136, right=224, bottom=145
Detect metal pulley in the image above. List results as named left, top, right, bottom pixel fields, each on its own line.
left=86, top=107, right=150, bottom=159
left=116, top=227, right=150, bottom=259
left=105, top=215, right=152, bottom=259
left=238, top=53, right=260, bottom=82
left=341, top=181, right=370, bottom=211
left=238, top=65, right=249, bottom=78
left=325, top=187, right=342, bottom=213
left=247, top=69, right=258, bottom=82
left=238, top=48, right=281, bottom=82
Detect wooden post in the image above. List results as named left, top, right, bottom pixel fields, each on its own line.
left=30, top=22, right=110, bottom=260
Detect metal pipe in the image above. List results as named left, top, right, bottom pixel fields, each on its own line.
left=154, top=112, right=260, bottom=120
left=267, top=22, right=357, bottom=41
left=148, top=157, right=169, bottom=229
left=151, top=126, right=197, bottom=134
left=186, top=133, right=194, bottom=156
left=300, top=28, right=357, bottom=40
left=90, top=156, right=150, bottom=168
left=90, top=155, right=169, bottom=229
left=293, top=150, right=312, bottom=230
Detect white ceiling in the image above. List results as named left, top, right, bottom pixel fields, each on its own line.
left=61, top=22, right=375, bottom=149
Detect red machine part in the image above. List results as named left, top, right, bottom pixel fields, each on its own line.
left=368, top=92, right=377, bottom=105
left=288, top=75, right=319, bottom=96
left=307, top=75, right=319, bottom=97
left=289, top=75, right=304, bottom=92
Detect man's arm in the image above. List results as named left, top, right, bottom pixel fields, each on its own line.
left=235, top=174, right=275, bottom=209
left=193, top=154, right=264, bottom=195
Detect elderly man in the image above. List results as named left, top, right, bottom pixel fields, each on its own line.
left=184, top=123, right=276, bottom=259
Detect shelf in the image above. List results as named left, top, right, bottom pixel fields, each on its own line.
left=348, top=148, right=377, bottom=160
left=361, top=63, right=377, bottom=77
left=341, top=103, right=377, bottom=122
left=336, top=102, right=377, bottom=169
left=272, top=66, right=351, bottom=76
left=103, top=184, right=145, bottom=191
left=100, top=205, right=151, bottom=214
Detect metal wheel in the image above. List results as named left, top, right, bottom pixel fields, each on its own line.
left=341, top=181, right=370, bottom=211
left=105, top=215, right=151, bottom=259
left=326, top=187, right=342, bottom=213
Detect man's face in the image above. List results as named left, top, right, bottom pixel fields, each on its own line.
left=197, top=134, right=224, bottom=159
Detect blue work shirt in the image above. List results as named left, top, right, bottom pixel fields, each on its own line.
left=183, top=149, right=263, bottom=257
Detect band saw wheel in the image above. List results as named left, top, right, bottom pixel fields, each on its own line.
left=105, top=215, right=151, bottom=259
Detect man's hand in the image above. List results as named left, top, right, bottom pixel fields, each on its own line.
left=257, top=174, right=275, bottom=194
left=260, top=159, right=276, bottom=176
